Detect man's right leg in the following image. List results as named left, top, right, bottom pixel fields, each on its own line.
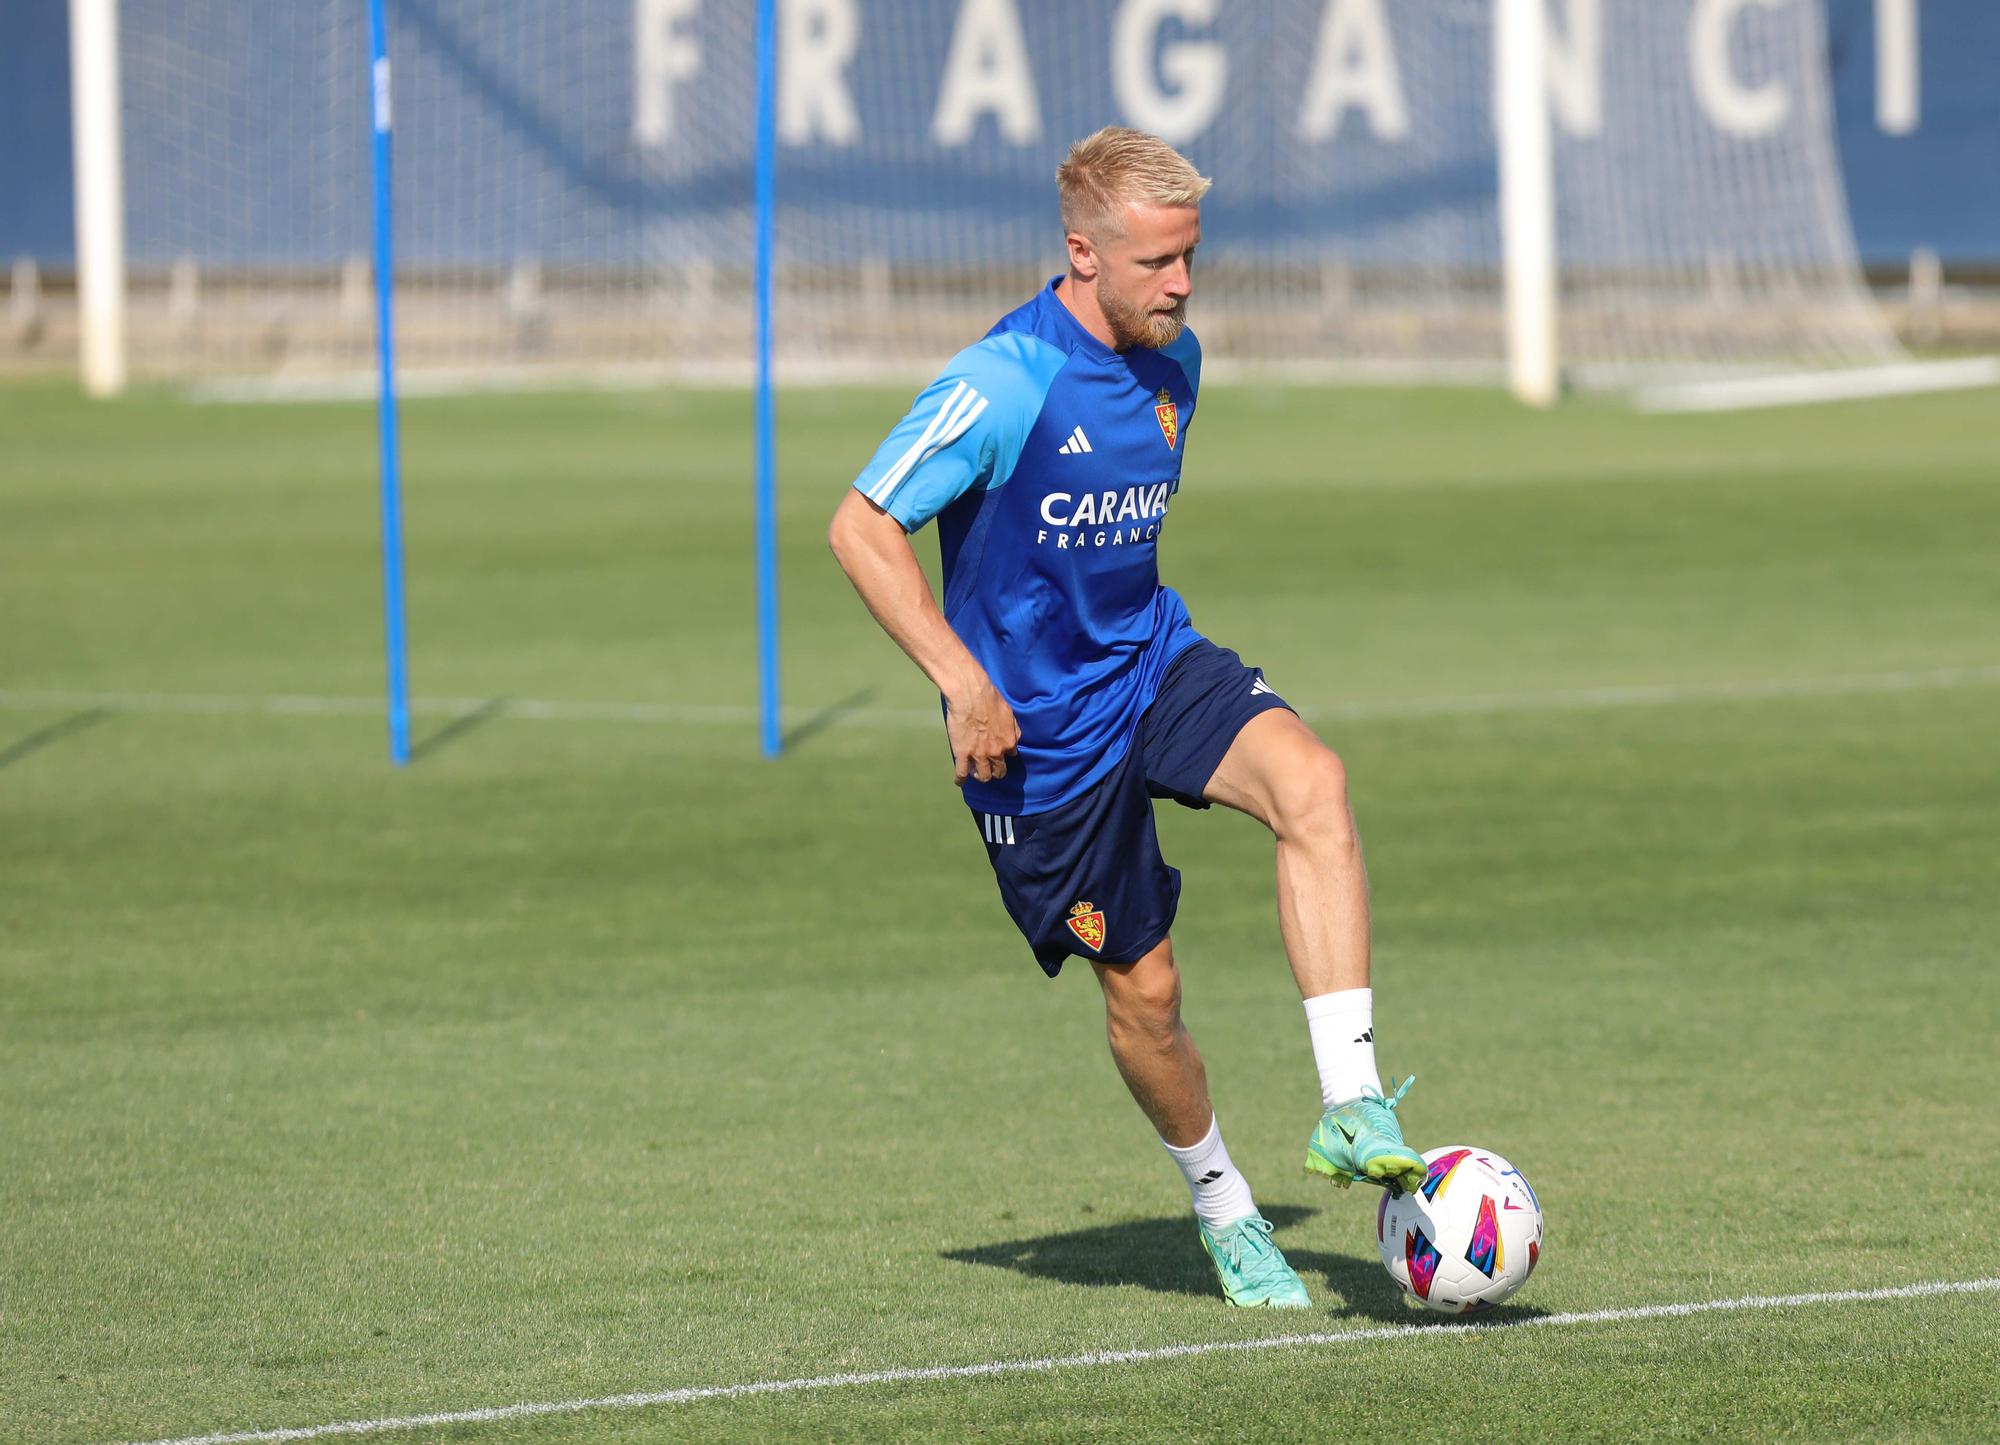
left=1093, top=936, right=1213, bottom=1147
left=969, top=750, right=1304, bottom=1307
left=1094, top=938, right=1309, bottom=1309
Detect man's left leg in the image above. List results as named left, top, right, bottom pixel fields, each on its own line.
left=1203, top=708, right=1425, bottom=1193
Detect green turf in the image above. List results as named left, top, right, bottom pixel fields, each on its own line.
left=3, top=378, right=1998, bottom=1443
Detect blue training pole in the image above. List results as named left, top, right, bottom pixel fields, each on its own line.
left=753, top=0, right=781, bottom=759
left=368, top=0, right=411, bottom=766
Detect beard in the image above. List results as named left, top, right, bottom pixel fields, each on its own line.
left=1099, top=283, right=1187, bottom=351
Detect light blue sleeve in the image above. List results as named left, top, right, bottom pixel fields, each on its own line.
left=853, top=332, right=1067, bottom=532
left=1160, top=326, right=1202, bottom=400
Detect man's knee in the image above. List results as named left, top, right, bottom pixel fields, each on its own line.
left=1101, top=951, right=1183, bottom=1050
left=1269, top=744, right=1356, bottom=849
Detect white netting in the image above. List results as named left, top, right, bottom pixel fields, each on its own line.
left=112, top=0, right=1900, bottom=388
left=1551, top=0, right=1900, bottom=383
left=119, top=2, right=371, bottom=377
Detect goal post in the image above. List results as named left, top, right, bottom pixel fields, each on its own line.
left=1497, top=0, right=1559, bottom=408
left=68, top=0, right=126, bottom=398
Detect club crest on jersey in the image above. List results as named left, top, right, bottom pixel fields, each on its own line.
left=1065, top=901, right=1106, bottom=952
left=1153, top=388, right=1178, bottom=450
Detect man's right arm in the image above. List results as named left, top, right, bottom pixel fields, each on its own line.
left=827, top=490, right=1020, bottom=785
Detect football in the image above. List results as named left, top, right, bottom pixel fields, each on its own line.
left=1378, top=1146, right=1544, bottom=1313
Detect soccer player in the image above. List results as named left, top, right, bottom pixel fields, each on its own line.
left=829, top=127, right=1424, bottom=1309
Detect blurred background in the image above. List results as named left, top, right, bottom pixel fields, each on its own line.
left=3, top=0, right=1996, bottom=395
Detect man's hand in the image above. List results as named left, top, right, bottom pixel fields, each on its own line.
left=946, top=674, right=1021, bottom=785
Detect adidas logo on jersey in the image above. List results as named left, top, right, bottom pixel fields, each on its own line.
left=1250, top=677, right=1277, bottom=698
left=1056, top=425, right=1093, bottom=455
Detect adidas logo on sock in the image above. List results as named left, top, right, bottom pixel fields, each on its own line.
left=1195, top=1169, right=1225, bottom=1185
left=1353, top=1028, right=1373, bottom=1043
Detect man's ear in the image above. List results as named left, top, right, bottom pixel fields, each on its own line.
left=1065, top=230, right=1099, bottom=281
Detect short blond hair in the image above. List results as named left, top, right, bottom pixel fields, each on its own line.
left=1056, top=126, right=1211, bottom=240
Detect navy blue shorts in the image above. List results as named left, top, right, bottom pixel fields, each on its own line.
left=969, top=639, right=1294, bottom=977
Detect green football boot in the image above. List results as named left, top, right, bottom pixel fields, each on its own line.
left=1196, top=1214, right=1312, bottom=1309
left=1305, top=1075, right=1425, bottom=1195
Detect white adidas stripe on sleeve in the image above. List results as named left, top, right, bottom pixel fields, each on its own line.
left=868, top=383, right=988, bottom=505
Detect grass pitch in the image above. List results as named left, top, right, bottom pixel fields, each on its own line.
left=3, top=377, right=1998, bottom=1442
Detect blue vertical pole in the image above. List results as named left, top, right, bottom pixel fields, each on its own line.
left=368, top=0, right=411, bottom=766
left=753, top=0, right=781, bottom=759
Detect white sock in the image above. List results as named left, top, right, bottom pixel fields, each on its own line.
left=1305, top=987, right=1382, bottom=1109
left=1161, top=1116, right=1258, bottom=1229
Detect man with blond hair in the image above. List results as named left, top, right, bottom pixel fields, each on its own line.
left=829, top=127, right=1423, bottom=1309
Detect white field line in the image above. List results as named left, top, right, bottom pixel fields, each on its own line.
left=1633, top=356, right=2000, bottom=414
left=7, top=663, right=2000, bottom=739
left=124, top=1277, right=2000, bottom=1445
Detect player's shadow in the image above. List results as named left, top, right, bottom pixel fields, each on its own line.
left=943, top=1205, right=1504, bottom=1325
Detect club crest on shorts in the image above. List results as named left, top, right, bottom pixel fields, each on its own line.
left=1065, top=901, right=1107, bottom=952
left=1153, top=388, right=1178, bottom=450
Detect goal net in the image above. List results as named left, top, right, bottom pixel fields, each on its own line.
left=107, top=0, right=1901, bottom=391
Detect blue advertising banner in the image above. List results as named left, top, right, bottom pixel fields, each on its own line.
left=1, top=0, right=1992, bottom=266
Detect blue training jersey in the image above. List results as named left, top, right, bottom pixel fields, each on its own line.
left=852, top=276, right=1204, bottom=815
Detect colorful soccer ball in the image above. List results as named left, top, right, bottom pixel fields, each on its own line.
left=1378, top=1145, right=1544, bottom=1313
